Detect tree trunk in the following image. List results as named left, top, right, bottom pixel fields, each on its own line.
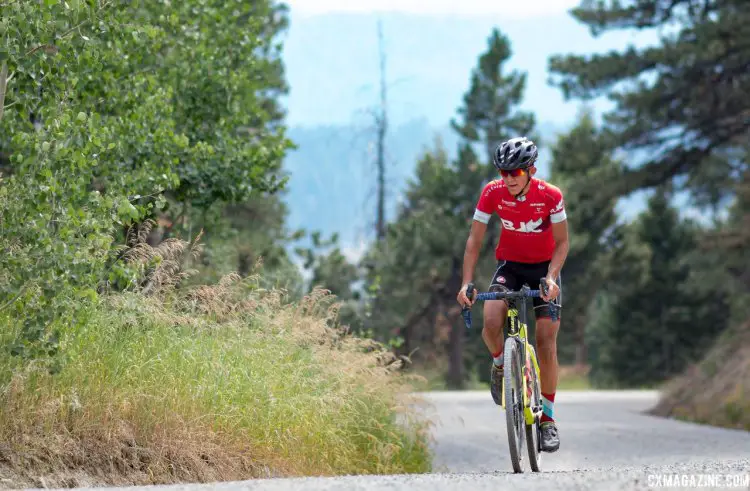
left=447, top=309, right=464, bottom=389
left=574, top=312, right=588, bottom=366
left=0, top=62, right=8, bottom=123
left=446, top=256, right=465, bottom=389
left=375, top=20, right=388, bottom=241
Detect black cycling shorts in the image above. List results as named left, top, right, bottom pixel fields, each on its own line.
left=488, top=260, right=562, bottom=320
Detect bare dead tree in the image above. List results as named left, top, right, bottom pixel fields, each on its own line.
left=368, top=20, right=388, bottom=240
left=374, top=19, right=388, bottom=241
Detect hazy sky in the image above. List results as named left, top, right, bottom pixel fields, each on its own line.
left=286, top=0, right=581, bottom=17
left=280, top=6, right=659, bottom=128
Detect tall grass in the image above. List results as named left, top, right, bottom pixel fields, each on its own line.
left=0, top=273, right=432, bottom=486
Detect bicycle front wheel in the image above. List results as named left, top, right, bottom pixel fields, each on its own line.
left=504, top=337, right=525, bottom=473
left=525, top=344, right=542, bottom=472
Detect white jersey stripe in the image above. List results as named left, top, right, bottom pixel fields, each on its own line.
left=473, top=209, right=491, bottom=224
left=550, top=209, right=567, bottom=224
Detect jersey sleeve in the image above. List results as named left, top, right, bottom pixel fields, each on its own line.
left=548, top=186, right=567, bottom=224
left=473, top=181, right=496, bottom=224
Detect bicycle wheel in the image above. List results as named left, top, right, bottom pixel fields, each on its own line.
left=504, top=337, right=525, bottom=473
left=525, top=345, right=542, bottom=472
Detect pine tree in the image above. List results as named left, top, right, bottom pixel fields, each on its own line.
left=548, top=108, right=622, bottom=365
left=452, top=28, right=537, bottom=170
left=588, top=189, right=731, bottom=386
left=549, top=0, right=750, bottom=201
left=362, top=142, right=487, bottom=387
left=702, top=161, right=750, bottom=323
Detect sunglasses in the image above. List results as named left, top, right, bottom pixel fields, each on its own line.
left=500, top=167, right=530, bottom=178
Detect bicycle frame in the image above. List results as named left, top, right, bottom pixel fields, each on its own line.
left=506, top=305, right=542, bottom=425
left=461, top=283, right=558, bottom=424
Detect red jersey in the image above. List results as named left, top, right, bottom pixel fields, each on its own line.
left=473, top=178, right=567, bottom=263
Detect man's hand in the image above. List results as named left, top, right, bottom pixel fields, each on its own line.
left=457, top=283, right=477, bottom=308
left=541, top=276, right=560, bottom=302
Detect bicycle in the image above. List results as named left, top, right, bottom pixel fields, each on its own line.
left=460, top=279, right=559, bottom=473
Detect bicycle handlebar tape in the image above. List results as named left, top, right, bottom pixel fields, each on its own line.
left=539, top=277, right=549, bottom=298
left=462, top=282, right=475, bottom=329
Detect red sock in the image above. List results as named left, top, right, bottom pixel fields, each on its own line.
left=541, top=392, right=555, bottom=423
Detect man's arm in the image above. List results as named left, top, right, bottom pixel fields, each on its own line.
left=459, top=182, right=494, bottom=306
left=462, top=220, right=488, bottom=285
left=547, top=219, right=569, bottom=282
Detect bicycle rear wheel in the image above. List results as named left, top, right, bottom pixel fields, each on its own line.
left=504, top=337, right=525, bottom=473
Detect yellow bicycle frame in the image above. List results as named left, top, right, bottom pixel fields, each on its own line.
left=501, top=308, right=542, bottom=426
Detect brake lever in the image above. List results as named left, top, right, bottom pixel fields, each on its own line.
left=461, top=282, right=475, bottom=329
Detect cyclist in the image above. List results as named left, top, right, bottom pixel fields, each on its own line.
left=456, top=136, right=569, bottom=453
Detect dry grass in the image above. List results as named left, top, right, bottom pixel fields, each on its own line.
left=0, top=235, right=433, bottom=488
left=113, top=218, right=204, bottom=295
left=650, top=320, right=750, bottom=431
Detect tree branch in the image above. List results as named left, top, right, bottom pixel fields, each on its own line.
left=0, top=62, right=7, bottom=123
left=23, top=0, right=114, bottom=58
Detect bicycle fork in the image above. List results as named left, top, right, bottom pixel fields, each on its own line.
left=525, top=344, right=543, bottom=425
left=503, top=337, right=541, bottom=426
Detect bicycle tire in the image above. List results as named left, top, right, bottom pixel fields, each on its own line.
left=504, top=338, right=525, bottom=473
left=525, top=344, right=542, bottom=472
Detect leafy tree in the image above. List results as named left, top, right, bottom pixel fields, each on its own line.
left=132, top=1, right=292, bottom=210
left=0, top=1, right=293, bottom=362
left=137, top=0, right=298, bottom=300
left=181, top=189, right=305, bottom=297
left=0, top=1, right=176, bottom=362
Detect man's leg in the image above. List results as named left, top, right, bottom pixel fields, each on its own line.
left=483, top=299, right=508, bottom=405
left=520, top=262, right=562, bottom=452
left=535, top=317, right=560, bottom=420
left=482, top=300, right=507, bottom=357
left=483, top=261, right=517, bottom=405
left=534, top=295, right=562, bottom=452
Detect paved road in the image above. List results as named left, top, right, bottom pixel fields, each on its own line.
left=79, top=390, right=749, bottom=491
